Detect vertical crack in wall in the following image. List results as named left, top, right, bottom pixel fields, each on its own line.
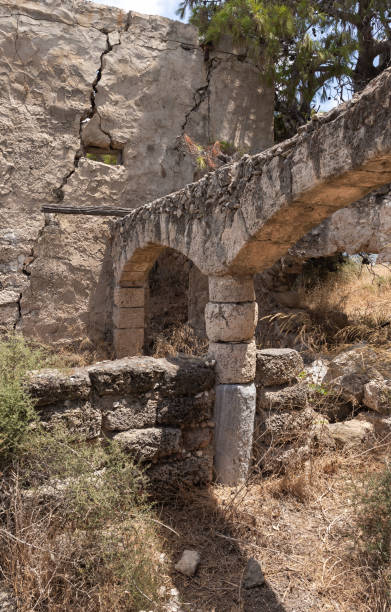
left=15, top=213, right=57, bottom=329
left=53, top=31, right=121, bottom=201
left=181, top=56, right=220, bottom=141
left=13, top=292, right=22, bottom=330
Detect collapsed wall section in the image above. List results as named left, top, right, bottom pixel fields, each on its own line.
left=0, top=0, right=274, bottom=352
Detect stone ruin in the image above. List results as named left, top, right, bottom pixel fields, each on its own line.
left=0, top=0, right=273, bottom=348
left=2, top=0, right=391, bottom=485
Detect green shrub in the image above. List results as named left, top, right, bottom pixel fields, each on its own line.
left=1, top=425, right=160, bottom=610
left=0, top=335, right=53, bottom=464
left=353, top=463, right=391, bottom=564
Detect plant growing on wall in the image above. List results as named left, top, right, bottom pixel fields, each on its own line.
left=178, top=0, right=391, bottom=140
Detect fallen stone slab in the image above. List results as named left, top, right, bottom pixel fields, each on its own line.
left=326, top=419, right=374, bottom=448
left=363, top=379, right=391, bottom=415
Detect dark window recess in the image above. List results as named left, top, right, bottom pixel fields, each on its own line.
left=85, top=146, right=123, bottom=166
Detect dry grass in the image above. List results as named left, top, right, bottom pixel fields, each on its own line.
left=257, top=262, right=391, bottom=355
left=156, top=441, right=391, bottom=611
left=301, top=262, right=391, bottom=344
left=151, top=323, right=208, bottom=358
left=0, top=428, right=165, bottom=611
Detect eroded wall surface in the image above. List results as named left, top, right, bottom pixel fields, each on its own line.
left=26, top=354, right=216, bottom=485
left=290, top=185, right=391, bottom=262
left=0, top=0, right=274, bottom=351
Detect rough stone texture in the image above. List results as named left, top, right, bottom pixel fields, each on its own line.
left=208, top=276, right=255, bottom=303
left=326, top=419, right=375, bottom=448
left=0, top=0, right=273, bottom=350
left=363, top=379, right=391, bottom=415
left=26, top=368, right=91, bottom=406
left=182, top=427, right=213, bottom=451
left=243, top=558, right=265, bottom=589
left=323, top=346, right=391, bottom=404
left=39, top=401, right=102, bottom=440
left=256, top=441, right=313, bottom=474
left=356, top=411, right=391, bottom=436
left=148, top=454, right=212, bottom=486
left=257, top=382, right=309, bottom=412
left=205, top=301, right=258, bottom=342
left=208, top=340, right=257, bottom=384
left=175, top=550, right=201, bottom=577
left=113, top=66, right=391, bottom=288
left=257, top=406, right=318, bottom=444
left=290, top=186, right=391, bottom=264
left=114, top=287, right=144, bottom=308
left=100, top=395, right=156, bottom=430
left=113, top=427, right=182, bottom=461
left=214, top=383, right=256, bottom=484
left=23, top=354, right=215, bottom=484
left=255, top=348, right=304, bottom=387
left=88, top=355, right=215, bottom=396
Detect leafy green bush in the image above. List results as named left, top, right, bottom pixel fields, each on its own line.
left=0, top=335, right=53, bottom=464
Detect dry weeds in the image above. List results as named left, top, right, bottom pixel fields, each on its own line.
left=257, top=262, right=391, bottom=355
left=156, top=441, right=391, bottom=611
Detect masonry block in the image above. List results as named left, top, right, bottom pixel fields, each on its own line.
left=205, top=301, right=258, bottom=342
left=114, top=287, right=144, bottom=308
left=208, top=276, right=255, bottom=303
left=113, top=327, right=144, bottom=357
left=208, top=340, right=257, bottom=384
left=113, top=306, right=144, bottom=329
left=214, top=383, right=256, bottom=484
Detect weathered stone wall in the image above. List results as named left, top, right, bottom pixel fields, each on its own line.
left=290, top=184, right=391, bottom=263
left=26, top=354, right=215, bottom=485
left=0, top=0, right=274, bottom=351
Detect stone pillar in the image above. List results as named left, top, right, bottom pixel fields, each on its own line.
left=206, top=276, right=258, bottom=485
left=113, top=286, right=145, bottom=357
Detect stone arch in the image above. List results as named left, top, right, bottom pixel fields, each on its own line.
left=111, top=68, right=391, bottom=484
left=113, top=242, right=204, bottom=358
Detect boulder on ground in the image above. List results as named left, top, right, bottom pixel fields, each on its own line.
left=363, top=379, right=391, bottom=415
left=243, top=558, right=265, bottom=589
left=323, top=346, right=390, bottom=405
left=326, top=418, right=374, bottom=448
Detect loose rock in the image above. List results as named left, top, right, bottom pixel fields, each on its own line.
left=174, top=550, right=201, bottom=577
left=243, top=557, right=265, bottom=589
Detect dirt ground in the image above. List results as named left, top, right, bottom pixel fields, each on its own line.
left=153, top=442, right=391, bottom=612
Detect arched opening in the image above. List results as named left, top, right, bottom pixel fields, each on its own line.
left=113, top=245, right=208, bottom=359
left=144, top=248, right=208, bottom=356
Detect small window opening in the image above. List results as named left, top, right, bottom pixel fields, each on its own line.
left=85, top=146, right=123, bottom=166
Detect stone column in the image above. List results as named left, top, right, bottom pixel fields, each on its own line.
left=206, top=276, right=258, bottom=485
left=113, top=286, right=145, bottom=358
